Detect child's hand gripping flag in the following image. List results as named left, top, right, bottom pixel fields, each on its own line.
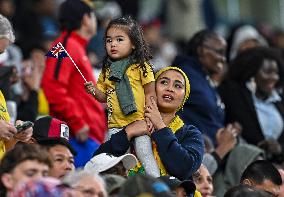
left=45, top=42, right=95, bottom=96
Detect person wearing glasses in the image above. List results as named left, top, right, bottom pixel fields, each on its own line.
left=172, top=29, right=240, bottom=145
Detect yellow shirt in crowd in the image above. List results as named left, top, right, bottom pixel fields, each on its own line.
left=0, top=91, right=10, bottom=159
left=97, top=63, right=155, bottom=128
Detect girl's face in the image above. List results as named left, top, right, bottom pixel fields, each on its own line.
left=156, top=70, right=185, bottom=113
left=255, top=59, right=279, bottom=99
left=193, top=165, right=213, bottom=197
left=105, top=26, right=135, bottom=60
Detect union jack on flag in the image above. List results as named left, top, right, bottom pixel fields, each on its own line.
left=45, top=43, right=68, bottom=58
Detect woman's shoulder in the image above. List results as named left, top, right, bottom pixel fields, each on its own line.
left=176, top=124, right=203, bottom=137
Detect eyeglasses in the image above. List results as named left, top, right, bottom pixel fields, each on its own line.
left=202, top=44, right=226, bottom=56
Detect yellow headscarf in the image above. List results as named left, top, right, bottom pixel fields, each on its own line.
left=155, top=66, right=190, bottom=111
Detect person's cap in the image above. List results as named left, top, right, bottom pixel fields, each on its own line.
left=119, top=174, right=174, bottom=197
left=84, top=153, right=138, bottom=172
left=33, top=116, right=77, bottom=156
left=103, top=174, right=126, bottom=194
left=158, top=176, right=196, bottom=195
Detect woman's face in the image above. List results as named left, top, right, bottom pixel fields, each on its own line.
left=255, top=59, right=279, bottom=98
left=193, top=165, right=213, bottom=197
left=198, top=36, right=227, bottom=75
left=155, top=70, right=186, bottom=113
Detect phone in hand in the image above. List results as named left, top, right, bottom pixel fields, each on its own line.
left=15, top=121, right=34, bottom=133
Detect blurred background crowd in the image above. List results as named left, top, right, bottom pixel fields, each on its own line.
left=2, top=0, right=284, bottom=196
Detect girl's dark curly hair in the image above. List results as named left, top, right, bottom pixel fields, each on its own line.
left=186, top=29, right=220, bottom=57
left=102, top=15, right=152, bottom=77
left=227, top=47, right=284, bottom=87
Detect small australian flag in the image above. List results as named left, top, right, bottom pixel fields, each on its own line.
left=45, top=43, right=68, bottom=58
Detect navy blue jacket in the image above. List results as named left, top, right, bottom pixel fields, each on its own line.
left=173, top=55, right=225, bottom=143
left=94, top=124, right=204, bottom=181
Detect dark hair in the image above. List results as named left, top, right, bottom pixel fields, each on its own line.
left=186, top=29, right=220, bottom=57
left=103, top=15, right=152, bottom=77
left=240, top=160, right=282, bottom=186
left=227, top=47, right=284, bottom=86
left=58, top=0, right=92, bottom=31
left=258, top=139, right=284, bottom=165
left=224, top=185, right=275, bottom=197
left=0, top=143, right=51, bottom=195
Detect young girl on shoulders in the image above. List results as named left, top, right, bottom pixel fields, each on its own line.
left=85, top=16, right=160, bottom=177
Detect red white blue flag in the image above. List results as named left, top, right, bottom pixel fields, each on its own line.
left=45, top=43, right=68, bottom=58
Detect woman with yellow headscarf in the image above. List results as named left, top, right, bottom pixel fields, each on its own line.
left=93, top=66, right=204, bottom=182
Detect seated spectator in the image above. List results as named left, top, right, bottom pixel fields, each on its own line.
left=31, top=116, right=76, bottom=179
left=240, top=160, right=282, bottom=196
left=0, top=14, right=34, bottom=158
left=219, top=47, right=284, bottom=149
left=9, top=177, right=80, bottom=197
left=119, top=174, right=174, bottom=197
left=63, top=169, right=108, bottom=197
left=212, top=143, right=264, bottom=197
left=103, top=174, right=126, bottom=196
left=228, top=25, right=268, bottom=61
left=224, top=185, right=275, bottom=197
left=94, top=66, right=204, bottom=181
left=84, top=153, right=138, bottom=178
left=159, top=175, right=197, bottom=197
left=172, top=30, right=238, bottom=145
left=0, top=143, right=51, bottom=196
left=192, top=164, right=213, bottom=197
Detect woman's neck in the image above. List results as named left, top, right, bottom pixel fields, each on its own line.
left=160, top=112, right=176, bottom=126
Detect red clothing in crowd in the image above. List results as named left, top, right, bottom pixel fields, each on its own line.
left=42, top=31, right=107, bottom=143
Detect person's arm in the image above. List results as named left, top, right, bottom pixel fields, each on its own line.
left=152, top=125, right=204, bottom=180
left=84, top=81, right=107, bottom=103
left=94, top=120, right=149, bottom=156
left=144, top=82, right=156, bottom=105
left=94, top=129, right=130, bottom=156
left=144, top=82, right=156, bottom=130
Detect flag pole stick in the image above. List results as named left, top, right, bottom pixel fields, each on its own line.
left=58, top=42, right=95, bottom=96
left=58, top=42, right=87, bottom=83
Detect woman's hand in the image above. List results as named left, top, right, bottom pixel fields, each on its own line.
left=125, top=120, right=150, bottom=140
left=144, top=97, right=166, bottom=132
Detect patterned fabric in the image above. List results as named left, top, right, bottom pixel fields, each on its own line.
left=128, top=115, right=184, bottom=176
left=9, top=177, right=77, bottom=197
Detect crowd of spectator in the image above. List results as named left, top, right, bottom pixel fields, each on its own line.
left=1, top=0, right=284, bottom=196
